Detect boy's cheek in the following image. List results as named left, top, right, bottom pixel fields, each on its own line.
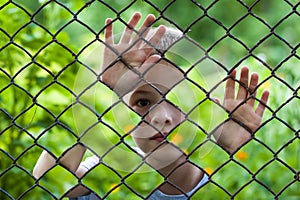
left=132, top=137, right=149, bottom=153
left=131, top=122, right=157, bottom=139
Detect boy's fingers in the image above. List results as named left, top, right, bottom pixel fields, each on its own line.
left=120, top=12, right=142, bottom=44
left=105, top=18, right=113, bottom=45
left=248, top=72, right=259, bottom=107
left=134, top=14, right=156, bottom=47
left=212, top=98, right=221, bottom=104
left=224, top=70, right=236, bottom=102
left=141, top=55, right=161, bottom=66
left=255, top=90, right=269, bottom=117
left=139, top=55, right=161, bottom=73
left=236, top=67, right=249, bottom=100
left=143, top=25, right=166, bottom=50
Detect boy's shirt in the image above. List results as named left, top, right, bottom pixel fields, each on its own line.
left=70, top=148, right=209, bottom=200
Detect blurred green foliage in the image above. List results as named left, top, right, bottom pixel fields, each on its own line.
left=0, top=0, right=299, bottom=199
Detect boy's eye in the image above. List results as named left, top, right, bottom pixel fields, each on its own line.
left=136, top=99, right=150, bottom=107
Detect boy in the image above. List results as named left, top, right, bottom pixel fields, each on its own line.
left=33, top=12, right=269, bottom=199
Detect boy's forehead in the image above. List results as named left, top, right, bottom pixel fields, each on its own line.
left=131, top=83, right=169, bottom=97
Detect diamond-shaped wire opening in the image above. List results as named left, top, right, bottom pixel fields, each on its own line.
left=37, top=164, right=79, bottom=198
left=1, top=165, right=36, bottom=199
left=212, top=161, right=254, bottom=194
left=36, top=124, right=77, bottom=157
left=255, top=117, right=296, bottom=151
left=188, top=14, right=227, bottom=50
left=251, top=0, right=294, bottom=27
left=209, top=36, right=250, bottom=68
left=188, top=139, right=229, bottom=174
left=0, top=44, right=32, bottom=75
left=211, top=1, right=250, bottom=27
left=13, top=24, right=53, bottom=55
left=192, top=180, right=232, bottom=199
left=165, top=36, right=206, bottom=69
left=80, top=162, right=122, bottom=197
left=13, top=63, right=53, bottom=96
left=253, top=34, right=294, bottom=67
left=0, top=84, right=33, bottom=119
left=233, top=181, right=275, bottom=199
left=32, top=1, right=74, bottom=34
left=276, top=97, right=300, bottom=131
left=230, top=15, right=271, bottom=48
left=162, top=0, right=205, bottom=30
left=34, top=42, right=76, bottom=75
left=255, top=159, right=296, bottom=195
left=277, top=137, right=300, bottom=172
left=76, top=1, right=116, bottom=33
left=274, top=13, right=299, bottom=47
left=0, top=3, right=31, bottom=36
left=275, top=57, right=300, bottom=89
left=124, top=164, right=164, bottom=198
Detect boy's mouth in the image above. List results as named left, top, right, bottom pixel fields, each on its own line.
left=150, top=132, right=169, bottom=143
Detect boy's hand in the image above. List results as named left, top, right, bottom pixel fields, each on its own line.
left=213, top=67, right=269, bottom=154
left=101, top=12, right=166, bottom=89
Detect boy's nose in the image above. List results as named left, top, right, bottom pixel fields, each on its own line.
left=149, top=102, right=173, bottom=128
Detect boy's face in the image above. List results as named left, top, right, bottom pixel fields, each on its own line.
left=116, top=60, right=186, bottom=168
left=129, top=84, right=185, bottom=153
left=129, top=83, right=186, bottom=168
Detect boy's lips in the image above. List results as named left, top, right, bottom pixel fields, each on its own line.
left=150, top=132, right=169, bottom=143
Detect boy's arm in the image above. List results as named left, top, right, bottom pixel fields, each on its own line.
left=213, top=67, right=269, bottom=154
left=32, top=150, right=56, bottom=179
left=33, top=144, right=86, bottom=179
left=33, top=144, right=89, bottom=197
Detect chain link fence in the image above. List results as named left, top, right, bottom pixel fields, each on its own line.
left=0, top=0, right=299, bottom=199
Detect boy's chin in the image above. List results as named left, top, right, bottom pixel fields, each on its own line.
left=144, top=143, right=184, bottom=170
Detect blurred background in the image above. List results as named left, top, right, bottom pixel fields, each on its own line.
left=0, top=0, right=299, bottom=199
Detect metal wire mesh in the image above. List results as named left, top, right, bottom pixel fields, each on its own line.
left=0, top=0, right=299, bottom=199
